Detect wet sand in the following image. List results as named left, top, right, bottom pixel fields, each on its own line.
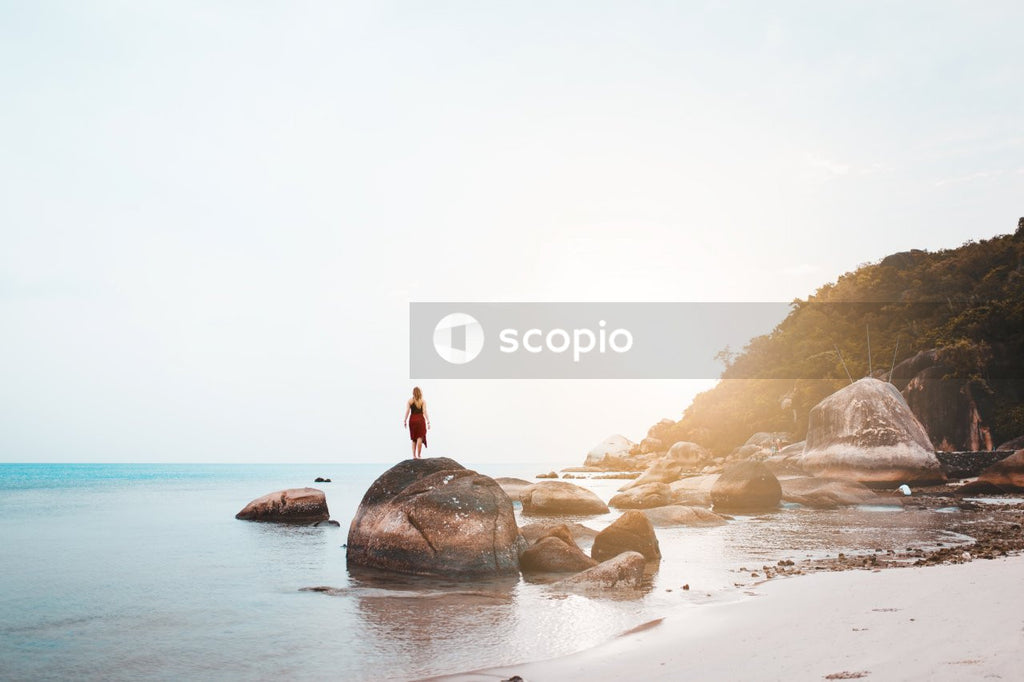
left=432, top=498, right=1024, bottom=682
left=439, top=553, right=1024, bottom=682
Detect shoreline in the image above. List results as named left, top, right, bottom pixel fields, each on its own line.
left=434, top=552, right=1024, bottom=682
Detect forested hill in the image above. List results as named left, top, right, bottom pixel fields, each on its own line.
left=657, top=220, right=1024, bottom=455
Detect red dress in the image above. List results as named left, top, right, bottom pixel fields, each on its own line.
left=408, top=402, right=427, bottom=447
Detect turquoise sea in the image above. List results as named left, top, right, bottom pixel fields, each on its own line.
left=0, top=463, right=970, bottom=681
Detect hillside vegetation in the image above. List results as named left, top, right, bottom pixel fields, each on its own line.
left=660, top=221, right=1024, bottom=455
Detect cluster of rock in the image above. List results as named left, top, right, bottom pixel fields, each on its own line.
left=333, top=458, right=665, bottom=590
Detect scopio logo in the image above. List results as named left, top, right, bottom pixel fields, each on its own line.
left=433, top=312, right=485, bottom=364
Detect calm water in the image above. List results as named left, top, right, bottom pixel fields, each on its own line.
left=0, top=463, right=971, bottom=681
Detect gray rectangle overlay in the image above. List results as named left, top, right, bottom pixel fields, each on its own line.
left=410, top=302, right=792, bottom=379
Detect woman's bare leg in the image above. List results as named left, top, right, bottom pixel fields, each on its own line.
left=411, top=440, right=416, bottom=459
left=415, top=438, right=424, bottom=458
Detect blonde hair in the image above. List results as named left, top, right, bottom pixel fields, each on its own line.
left=412, top=386, right=422, bottom=401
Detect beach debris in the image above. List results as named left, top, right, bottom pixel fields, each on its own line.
left=235, top=488, right=329, bottom=524
left=824, top=670, right=870, bottom=679
left=898, top=484, right=912, bottom=496
left=591, top=510, right=661, bottom=562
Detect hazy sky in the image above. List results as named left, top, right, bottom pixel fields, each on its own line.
left=2, top=1, right=1022, bottom=464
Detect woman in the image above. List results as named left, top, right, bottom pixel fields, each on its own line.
left=403, top=386, right=430, bottom=459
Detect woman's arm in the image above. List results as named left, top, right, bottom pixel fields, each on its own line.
left=423, top=401, right=430, bottom=430
left=403, top=401, right=411, bottom=427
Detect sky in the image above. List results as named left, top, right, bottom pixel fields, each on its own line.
left=2, top=1, right=1022, bottom=464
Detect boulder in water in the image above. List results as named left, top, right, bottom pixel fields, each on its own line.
left=584, top=434, right=638, bottom=470
left=346, top=458, right=523, bottom=577
left=641, top=505, right=728, bottom=527
left=518, top=526, right=597, bottom=573
left=591, top=510, right=661, bottom=562
left=609, top=482, right=673, bottom=509
left=801, top=378, right=946, bottom=485
left=520, top=481, right=609, bottom=516
left=555, top=551, right=646, bottom=590
left=519, top=521, right=598, bottom=545
left=235, top=488, right=329, bottom=524
left=710, top=462, right=781, bottom=512
left=779, top=477, right=878, bottom=509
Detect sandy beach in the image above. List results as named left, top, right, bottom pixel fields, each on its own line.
left=439, top=554, right=1024, bottom=682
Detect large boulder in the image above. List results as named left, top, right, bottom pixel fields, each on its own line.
left=669, top=474, right=720, bottom=507
left=493, top=477, right=533, bottom=500
left=619, top=457, right=684, bottom=490
left=639, top=437, right=664, bottom=454
left=555, top=551, right=646, bottom=590
left=665, top=441, right=711, bottom=469
left=779, top=477, right=878, bottom=509
left=963, top=450, right=1024, bottom=493
left=763, top=441, right=806, bottom=475
left=584, top=434, right=639, bottom=470
left=641, top=505, right=728, bottom=527
left=609, top=482, right=673, bottom=509
left=591, top=510, right=661, bottom=562
left=518, top=526, right=597, bottom=573
left=711, top=462, right=781, bottom=512
left=346, top=458, right=523, bottom=577
left=235, top=488, right=329, bottom=523
left=801, top=378, right=946, bottom=485
left=520, top=481, right=609, bottom=516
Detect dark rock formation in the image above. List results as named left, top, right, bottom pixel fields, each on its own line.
left=641, top=505, right=728, bottom=527
left=591, top=510, right=661, bottom=562
left=556, top=551, right=646, bottom=590
left=520, top=481, right=609, bottom=516
left=345, top=458, right=523, bottom=577
left=314, top=477, right=331, bottom=483
left=936, top=451, right=1016, bottom=479
left=235, top=488, right=329, bottom=523
left=960, top=449, right=1024, bottom=493
left=997, top=435, right=1024, bottom=452
left=892, top=350, right=993, bottom=451
left=801, top=378, right=946, bottom=485
left=608, top=482, right=673, bottom=509
left=710, top=462, right=781, bottom=512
